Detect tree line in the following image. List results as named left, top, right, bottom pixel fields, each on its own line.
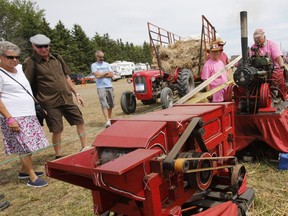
left=0, top=0, right=152, bottom=75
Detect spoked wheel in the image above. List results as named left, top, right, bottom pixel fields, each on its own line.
left=120, top=91, right=136, bottom=114
left=160, top=87, right=174, bottom=109
left=231, top=164, right=246, bottom=195
left=187, top=152, right=213, bottom=191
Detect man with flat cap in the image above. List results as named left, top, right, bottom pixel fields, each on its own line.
left=23, top=34, right=88, bottom=159
left=251, top=28, right=288, bottom=82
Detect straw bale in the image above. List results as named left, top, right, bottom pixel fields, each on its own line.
left=152, top=39, right=206, bottom=77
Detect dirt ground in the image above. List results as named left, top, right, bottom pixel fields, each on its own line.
left=0, top=79, right=287, bottom=216
left=0, top=79, right=160, bottom=216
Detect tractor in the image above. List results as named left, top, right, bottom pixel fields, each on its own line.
left=121, top=19, right=216, bottom=114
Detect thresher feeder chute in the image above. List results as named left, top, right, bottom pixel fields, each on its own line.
left=46, top=103, right=254, bottom=216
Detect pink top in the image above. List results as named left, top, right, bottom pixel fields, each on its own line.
left=206, top=52, right=229, bottom=65
left=201, top=59, right=228, bottom=102
left=250, top=39, right=283, bottom=68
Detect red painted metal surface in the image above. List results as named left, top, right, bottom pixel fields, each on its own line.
left=46, top=103, right=248, bottom=215
left=235, top=108, right=288, bottom=152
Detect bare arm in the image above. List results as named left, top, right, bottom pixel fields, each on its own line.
left=93, top=71, right=114, bottom=78
left=0, top=100, right=20, bottom=131
left=66, top=76, right=84, bottom=107
left=276, top=56, right=285, bottom=68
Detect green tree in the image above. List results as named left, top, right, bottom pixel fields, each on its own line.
left=0, top=0, right=46, bottom=59
left=70, top=24, right=94, bottom=74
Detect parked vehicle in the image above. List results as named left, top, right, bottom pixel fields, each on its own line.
left=135, top=63, right=150, bottom=72
left=111, top=61, right=135, bottom=78
left=68, top=74, right=84, bottom=85
left=112, top=71, right=121, bottom=81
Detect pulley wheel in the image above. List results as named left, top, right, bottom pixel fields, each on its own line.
left=231, top=164, right=246, bottom=194
left=224, top=84, right=235, bottom=102
left=187, top=152, right=213, bottom=191
left=259, top=83, right=270, bottom=108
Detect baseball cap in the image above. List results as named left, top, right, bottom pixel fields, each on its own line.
left=30, top=34, right=51, bottom=45
left=253, top=29, right=265, bottom=38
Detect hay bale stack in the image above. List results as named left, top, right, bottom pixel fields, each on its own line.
left=151, top=38, right=206, bottom=77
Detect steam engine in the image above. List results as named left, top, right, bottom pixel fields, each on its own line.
left=226, top=14, right=287, bottom=113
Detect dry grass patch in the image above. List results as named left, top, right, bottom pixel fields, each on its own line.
left=0, top=79, right=287, bottom=215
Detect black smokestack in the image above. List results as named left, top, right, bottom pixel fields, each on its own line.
left=240, top=11, right=248, bottom=66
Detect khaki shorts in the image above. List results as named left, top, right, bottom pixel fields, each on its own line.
left=45, top=104, right=84, bottom=133
left=97, top=87, right=115, bottom=109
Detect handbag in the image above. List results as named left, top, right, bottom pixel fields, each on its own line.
left=0, top=68, right=46, bottom=126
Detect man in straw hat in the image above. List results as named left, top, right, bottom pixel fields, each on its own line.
left=251, top=28, right=288, bottom=82
left=201, top=41, right=228, bottom=102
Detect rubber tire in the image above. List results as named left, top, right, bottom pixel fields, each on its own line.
left=120, top=91, right=136, bottom=114
left=160, top=87, right=173, bottom=109
left=177, top=68, right=195, bottom=97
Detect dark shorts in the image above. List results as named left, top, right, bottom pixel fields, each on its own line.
left=97, top=87, right=115, bottom=109
left=45, top=104, right=84, bottom=133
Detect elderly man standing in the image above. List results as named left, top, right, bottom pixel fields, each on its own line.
left=91, top=50, right=115, bottom=128
left=251, top=29, right=288, bottom=82
left=23, top=34, right=88, bottom=159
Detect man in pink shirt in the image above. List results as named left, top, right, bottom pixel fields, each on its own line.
left=201, top=42, right=228, bottom=102
left=251, top=29, right=286, bottom=69
left=251, top=28, right=288, bottom=82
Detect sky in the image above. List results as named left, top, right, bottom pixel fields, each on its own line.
left=34, top=0, right=288, bottom=58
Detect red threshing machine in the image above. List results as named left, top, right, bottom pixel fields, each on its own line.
left=46, top=103, right=254, bottom=215
left=120, top=17, right=216, bottom=114
left=225, top=11, right=288, bottom=152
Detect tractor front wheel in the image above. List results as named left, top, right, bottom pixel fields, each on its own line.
left=120, top=91, right=136, bottom=114
left=160, top=87, right=174, bottom=109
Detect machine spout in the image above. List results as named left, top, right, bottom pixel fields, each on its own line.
left=240, top=11, right=248, bottom=66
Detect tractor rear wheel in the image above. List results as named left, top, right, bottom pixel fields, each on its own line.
left=177, top=68, right=194, bottom=97
left=160, top=87, right=173, bottom=109
left=120, top=91, right=136, bottom=114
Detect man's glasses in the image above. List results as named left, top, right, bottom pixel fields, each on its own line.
left=35, top=44, right=49, bottom=49
left=3, top=55, right=20, bottom=60
left=97, top=56, right=105, bottom=60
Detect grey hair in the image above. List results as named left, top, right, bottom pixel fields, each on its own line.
left=0, top=41, right=21, bottom=56
left=95, top=50, right=103, bottom=57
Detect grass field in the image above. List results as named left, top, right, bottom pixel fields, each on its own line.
left=0, top=79, right=287, bottom=216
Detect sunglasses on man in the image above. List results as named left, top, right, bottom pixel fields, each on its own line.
left=3, top=55, right=20, bottom=60
left=35, top=44, right=49, bottom=49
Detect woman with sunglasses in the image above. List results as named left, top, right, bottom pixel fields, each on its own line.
left=0, top=41, right=49, bottom=188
